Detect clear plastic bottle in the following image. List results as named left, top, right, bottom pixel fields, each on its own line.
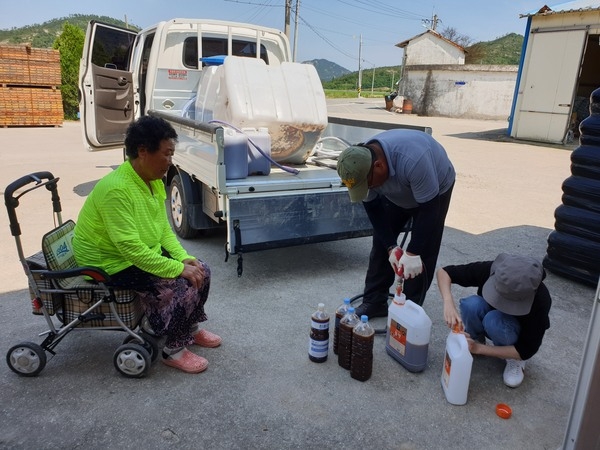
left=337, top=306, right=360, bottom=370
left=308, top=303, right=330, bottom=363
left=351, top=315, right=375, bottom=381
left=333, top=298, right=351, bottom=355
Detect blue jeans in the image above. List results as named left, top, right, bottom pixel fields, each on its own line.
left=459, top=295, right=520, bottom=346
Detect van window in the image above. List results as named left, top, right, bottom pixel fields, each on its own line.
left=91, top=25, right=135, bottom=70
left=183, top=37, right=269, bottom=68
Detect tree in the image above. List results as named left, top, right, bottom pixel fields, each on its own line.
left=53, top=23, right=85, bottom=119
left=439, top=26, right=473, bottom=48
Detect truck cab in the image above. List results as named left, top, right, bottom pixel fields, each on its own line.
left=79, top=18, right=291, bottom=152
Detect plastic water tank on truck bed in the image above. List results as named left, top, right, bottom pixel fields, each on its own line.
left=194, top=55, right=328, bottom=164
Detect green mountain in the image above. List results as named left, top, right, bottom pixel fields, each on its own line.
left=0, top=14, right=139, bottom=48
left=465, top=33, right=523, bottom=64
left=303, top=58, right=351, bottom=81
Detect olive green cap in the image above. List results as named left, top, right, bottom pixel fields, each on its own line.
left=336, top=145, right=372, bottom=202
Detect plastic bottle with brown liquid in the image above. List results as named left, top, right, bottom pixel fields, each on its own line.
left=308, top=303, right=330, bottom=363
left=333, top=298, right=351, bottom=355
left=351, top=315, right=375, bottom=381
left=337, top=306, right=360, bottom=370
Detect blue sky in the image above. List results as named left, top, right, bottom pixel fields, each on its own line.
left=0, top=0, right=545, bottom=69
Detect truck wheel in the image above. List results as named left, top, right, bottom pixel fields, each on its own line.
left=169, top=175, right=197, bottom=238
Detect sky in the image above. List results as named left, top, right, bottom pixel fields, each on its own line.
left=0, top=0, right=547, bottom=69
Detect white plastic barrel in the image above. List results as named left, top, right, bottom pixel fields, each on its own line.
left=441, top=331, right=473, bottom=405
left=213, top=56, right=327, bottom=164
left=385, top=294, right=432, bottom=372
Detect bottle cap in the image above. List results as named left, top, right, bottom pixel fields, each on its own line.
left=452, top=322, right=464, bottom=333
left=348, top=307, right=355, bottom=313
left=344, top=298, right=351, bottom=304
left=318, top=303, right=325, bottom=310
left=495, top=403, right=512, bottom=419
left=361, top=315, right=368, bottom=322
left=393, top=293, right=406, bottom=305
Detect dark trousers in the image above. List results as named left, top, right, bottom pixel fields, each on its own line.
left=362, top=186, right=453, bottom=306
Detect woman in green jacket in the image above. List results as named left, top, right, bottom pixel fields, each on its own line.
left=73, top=116, right=220, bottom=374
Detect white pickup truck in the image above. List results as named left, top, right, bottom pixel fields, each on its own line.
left=78, top=19, right=429, bottom=275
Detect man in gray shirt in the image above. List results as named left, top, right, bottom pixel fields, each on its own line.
left=337, top=129, right=455, bottom=317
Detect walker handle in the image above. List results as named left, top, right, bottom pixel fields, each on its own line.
left=4, top=172, right=60, bottom=237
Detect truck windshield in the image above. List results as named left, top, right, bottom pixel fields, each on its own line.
left=183, top=37, right=269, bottom=68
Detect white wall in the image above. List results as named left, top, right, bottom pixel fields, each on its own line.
left=405, top=34, right=465, bottom=65
left=402, top=64, right=517, bottom=120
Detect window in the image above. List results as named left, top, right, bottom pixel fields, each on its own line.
left=91, top=26, right=135, bottom=70
left=183, top=37, right=269, bottom=68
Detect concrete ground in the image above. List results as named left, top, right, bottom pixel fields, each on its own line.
left=0, top=98, right=595, bottom=449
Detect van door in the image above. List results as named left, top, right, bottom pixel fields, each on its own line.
left=79, top=21, right=137, bottom=151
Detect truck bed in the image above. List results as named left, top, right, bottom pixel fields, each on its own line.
left=164, top=111, right=430, bottom=195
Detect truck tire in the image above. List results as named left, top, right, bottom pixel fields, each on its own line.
left=169, top=175, right=197, bottom=239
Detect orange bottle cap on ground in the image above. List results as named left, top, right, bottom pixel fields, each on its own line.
left=496, top=403, right=512, bottom=419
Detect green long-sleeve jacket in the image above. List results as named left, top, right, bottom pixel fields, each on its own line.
left=73, top=161, right=193, bottom=278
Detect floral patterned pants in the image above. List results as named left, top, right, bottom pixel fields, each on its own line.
left=109, top=260, right=211, bottom=349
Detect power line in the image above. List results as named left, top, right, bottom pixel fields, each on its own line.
left=221, top=0, right=404, bottom=67
left=301, top=3, right=423, bottom=30
left=222, top=0, right=283, bottom=26
left=223, top=0, right=282, bottom=6
left=298, top=15, right=357, bottom=61
left=333, top=0, right=429, bottom=21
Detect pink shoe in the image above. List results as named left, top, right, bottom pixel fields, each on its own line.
left=162, top=348, right=208, bottom=373
left=193, top=329, right=222, bottom=348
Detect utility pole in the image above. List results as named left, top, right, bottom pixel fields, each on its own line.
left=357, top=34, right=362, bottom=98
left=292, top=0, right=300, bottom=62
left=284, top=0, right=291, bottom=38
left=371, top=65, right=375, bottom=94
left=431, top=14, right=439, bottom=31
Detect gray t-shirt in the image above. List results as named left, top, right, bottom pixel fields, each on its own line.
left=364, top=129, right=455, bottom=208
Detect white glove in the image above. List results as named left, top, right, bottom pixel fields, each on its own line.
left=388, top=246, right=403, bottom=276
left=399, top=253, right=423, bottom=279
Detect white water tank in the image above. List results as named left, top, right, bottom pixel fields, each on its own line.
left=213, top=56, right=328, bottom=164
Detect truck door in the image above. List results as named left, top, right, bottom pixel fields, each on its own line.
left=79, top=21, right=137, bottom=151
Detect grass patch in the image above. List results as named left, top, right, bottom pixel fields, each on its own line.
left=324, top=89, right=393, bottom=99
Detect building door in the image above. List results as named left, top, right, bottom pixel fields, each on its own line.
left=512, top=29, right=588, bottom=144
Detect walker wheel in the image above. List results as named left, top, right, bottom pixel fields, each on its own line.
left=113, top=343, right=151, bottom=378
left=6, top=342, right=47, bottom=377
left=123, top=333, right=159, bottom=362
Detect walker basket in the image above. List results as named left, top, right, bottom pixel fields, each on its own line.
left=40, top=220, right=144, bottom=328
left=26, top=250, right=63, bottom=315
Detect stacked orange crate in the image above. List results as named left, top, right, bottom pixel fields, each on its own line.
left=0, top=45, right=63, bottom=126
left=0, top=86, right=32, bottom=126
